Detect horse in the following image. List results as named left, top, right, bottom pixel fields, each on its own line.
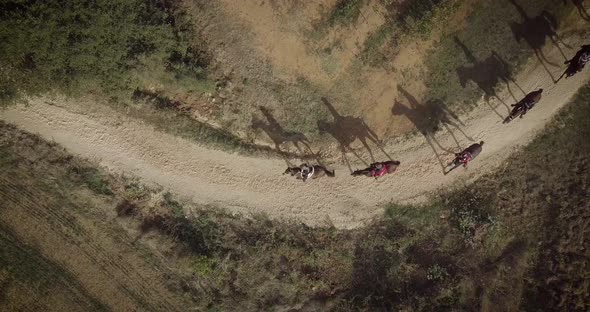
left=557, top=46, right=590, bottom=82
left=351, top=160, right=400, bottom=177
left=503, top=89, right=543, bottom=124
left=446, top=141, right=484, bottom=173
left=283, top=165, right=335, bottom=181
left=559, top=61, right=582, bottom=81
left=503, top=105, right=526, bottom=124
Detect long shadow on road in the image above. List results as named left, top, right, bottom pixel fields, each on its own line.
left=570, top=0, right=590, bottom=22
left=251, top=106, right=321, bottom=166
left=508, top=0, right=571, bottom=83
left=392, top=86, right=473, bottom=174
left=454, top=37, right=525, bottom=120
left=318, top=98, right=392, bottom=172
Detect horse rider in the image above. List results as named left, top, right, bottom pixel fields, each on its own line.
left=566, top=45, right=590, bottom=72
left=454, top=151, right=472, bottom=167
left=513, top=89, right=543, bottom=117
left=299, top=163, right=312, bottom=181
left=454, top=141, right=484, bottom=168
left=370, top=162, right=388, bottom=178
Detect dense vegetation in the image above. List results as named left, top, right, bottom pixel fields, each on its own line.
left=0, top=0, right=209, bottom=106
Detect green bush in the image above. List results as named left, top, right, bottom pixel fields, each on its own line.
left=361, top=0, right=457, bottom=66
left=0, top=0, right=208, bottom=106
left=163, top=192, right=185, bottom=218
left=445, top=188, right=494, bottom=244
left=327, top=0, right=366, bottom=27
left=427, top=264, right=449, bottom=281
left=70, top=165, right=113, bottom=195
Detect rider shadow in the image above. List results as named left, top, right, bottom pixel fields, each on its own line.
left=251, top=106, right=320, bottom=166
left=454, top=37, right=525, bottom=120
left=508, top=0, right=571, bottom=83
left=317, top=97, right=392, bottom=172
left=393, top=86, right=473, bottom=174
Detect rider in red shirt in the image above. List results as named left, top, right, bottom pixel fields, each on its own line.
left=370, top=163, right=388, bottom=178
left=456, top=152, right=473, bottom=167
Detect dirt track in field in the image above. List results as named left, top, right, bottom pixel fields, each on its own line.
left=0, top=174, right=186, bottom=311
left=2, top=44, right=589, bottom=228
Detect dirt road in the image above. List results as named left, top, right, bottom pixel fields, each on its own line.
left=2, top=54, right=588, bottom=228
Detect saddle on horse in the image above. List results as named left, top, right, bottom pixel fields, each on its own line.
left=299, top=164, right=314, bottom=181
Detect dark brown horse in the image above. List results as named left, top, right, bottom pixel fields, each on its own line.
left=556, top=45, right=590, bottom=82
left=351, top=161, right=400, bottom=178
left=446, top=141, right=484, bottom=174
left=283, top=165, right=335, bottom=181
left=503, top=89, right=543, bottom=124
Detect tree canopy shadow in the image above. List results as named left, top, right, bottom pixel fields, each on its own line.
left=317, top=98, right=392, bottom=172
left=393, top=86, right=473, bottom=174
left=348, top=243, right=397, bottom=310
left=346, top=223, right=448, bottom=310
left=251, top=106, right=320, bottom=166
left=508, top=0, right=571, bottom=82
left=454, top=37, right=524, bottom=120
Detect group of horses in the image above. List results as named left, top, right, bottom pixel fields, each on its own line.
left=283, top=160, right=401, bottom=181
left=504, top=45, right=590, bottom=123
left=283, top=44, right=589, bottom=183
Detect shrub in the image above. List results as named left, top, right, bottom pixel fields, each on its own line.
left=0, top=0, right=208, bottom=106
left=116, top=199, right=137, bottom=217
left=444, top=188, right=494, bottom=244
left=427, top=264, right=449, bottom=281
left=69, top=165, right=113, bottom=195
left=327, top=0, right=366, bottom=27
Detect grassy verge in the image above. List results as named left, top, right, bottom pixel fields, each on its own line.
left=361, top=0, right=460, bottom=66
left=327, top=0, right=367, bottom=27
left=310, top=0, right=367, bottom=38
left=105, top=95, right=325, bottom=159
left=424, top=0, right=573, bottom=111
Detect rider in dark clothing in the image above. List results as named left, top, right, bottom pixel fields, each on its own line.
left=566, top=45, right=590, bottom=71
left=512, top=89, right=543, bottom=117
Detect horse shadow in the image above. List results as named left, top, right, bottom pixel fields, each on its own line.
left=508, top=0, right=571, bottom=82
left=317, top=97, right=392, bottom=172
left=454, top=37, right=524, bottom=120
left=392, top=86, right=473, bottom=174
left=570, top=0, right=590, bottom=22
left=251, top=106, right=318, bottom=165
